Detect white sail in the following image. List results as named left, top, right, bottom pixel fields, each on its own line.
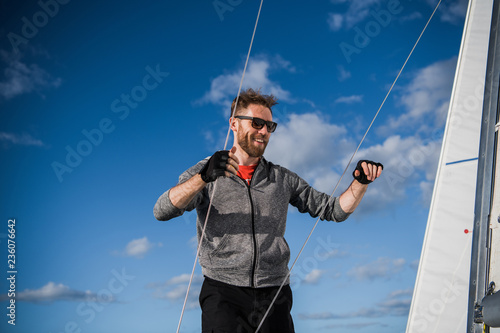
left=405, top=0, right=495, bottom=332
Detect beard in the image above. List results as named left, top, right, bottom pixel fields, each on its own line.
left=237, top=131, right=268, bottom=158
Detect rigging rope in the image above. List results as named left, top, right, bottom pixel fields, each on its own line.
left=175, top=1, right=265, bottom=332
left=255, top=0, right=443, bottom=331
left=176, top=0, right=443, bottom=331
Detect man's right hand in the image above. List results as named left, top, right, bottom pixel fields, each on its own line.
left=199, top=147, right=239, bottom=183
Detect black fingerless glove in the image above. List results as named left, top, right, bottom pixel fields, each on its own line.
left=199, top=150, right=230, bottom=183
left=353, top=160, right=384, bottom=184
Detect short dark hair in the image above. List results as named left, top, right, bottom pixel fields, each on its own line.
left=230, top=88, right=278, bottom=117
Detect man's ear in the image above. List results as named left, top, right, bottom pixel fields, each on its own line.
left=229, top=116, right=238, bottom=131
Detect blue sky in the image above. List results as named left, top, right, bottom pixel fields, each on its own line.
left=0, top=0, right=468, bottom=332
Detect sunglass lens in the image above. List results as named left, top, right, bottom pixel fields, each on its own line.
left=251, top=118, right=265, bottom=130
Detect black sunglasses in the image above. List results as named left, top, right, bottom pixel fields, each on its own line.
left=234, top=116, right=278, bottom=133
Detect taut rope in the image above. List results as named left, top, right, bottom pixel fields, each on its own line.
left=255, top=0, right=444, bottom=331
left=175, top=1, right=265, bottom=332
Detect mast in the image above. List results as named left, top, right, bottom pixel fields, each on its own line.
left=467, top=0, right=500, bottom=330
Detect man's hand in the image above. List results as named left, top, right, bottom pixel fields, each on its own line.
left=199, top=147, right=240, bottom=183
left=353, top=160, right=383, bottom=184
left=339, top=160, right=383, bottom=213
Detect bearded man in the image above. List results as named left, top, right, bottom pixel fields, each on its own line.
left=154, top=88, right=383, bottom=333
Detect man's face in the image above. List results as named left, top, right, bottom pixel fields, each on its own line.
left=235, top=104, right=273, bottom=158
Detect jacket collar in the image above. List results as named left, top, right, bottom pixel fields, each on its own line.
left=251, top=156, right=271, bottom=185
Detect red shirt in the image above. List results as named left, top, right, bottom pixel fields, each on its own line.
left=237, top=164, right=257, bottom=185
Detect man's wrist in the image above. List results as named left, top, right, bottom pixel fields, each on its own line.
left=195, top=173, right=208, bottom=186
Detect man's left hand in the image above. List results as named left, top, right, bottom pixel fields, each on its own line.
left=353, top=160, right=383, bottom=184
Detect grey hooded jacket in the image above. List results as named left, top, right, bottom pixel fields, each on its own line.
left=154, top=156, right=350, bottom=288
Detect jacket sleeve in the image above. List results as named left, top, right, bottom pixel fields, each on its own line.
left=153, top=159, right=208, bottom=221
left=286, top=169, right=350, bottom=222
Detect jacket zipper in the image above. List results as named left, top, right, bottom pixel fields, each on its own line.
left=245, top=181, right=258, bottom=288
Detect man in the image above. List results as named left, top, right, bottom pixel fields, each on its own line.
left=154, top=88, right=383, bottom=333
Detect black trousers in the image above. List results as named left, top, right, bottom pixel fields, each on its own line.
left=199, top=277, right=295, bottom=333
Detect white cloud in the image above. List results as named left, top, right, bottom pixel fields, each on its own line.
left=322, top=322, right=389, bottom=330
left=419, top=178, right=435, bottom=207
left=327, top=13, right=344, bottom=31
left=329, top=0, right=466, bottom=32
left=311, top=171, right=344, bottom=195
left=266, top=112, right=353, bottom=189
left=196, top=54, right=295, bottom=116
left=339, top=134, right=441, bottom=212
left=334, top=95, right=363, bottom=104
left=0, top=282, right=107, bottom=303
left=381, top=57, right=457, bottom=134
left=147, top=274, right=203, bottom=309
left=165, top=284, right=190, bottom=300
left=272, top=54, right=297, bottom=73
left=327, top=0, right=382, bottom=31
left=266, top=113, right=441, bottom=205
left=387, top=288, right=413, bottom=299
left=427, top=0, right=468, bottom=24
left=298, top=288, right=411, bottom=319
left=165, top=273, right=199, bottom=285
left=347, top=257, right=406, bottom=281
left=337, top=65, right=351, bottom=81
left=0, top=50, right=61, bottom=100
left=122, top=236, right=161, bottom=258
left=0, top=132, right=44, bottom=147
left=400, top=11, right=423, bottom=23
left=303, top=269, right=324, bottom=284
